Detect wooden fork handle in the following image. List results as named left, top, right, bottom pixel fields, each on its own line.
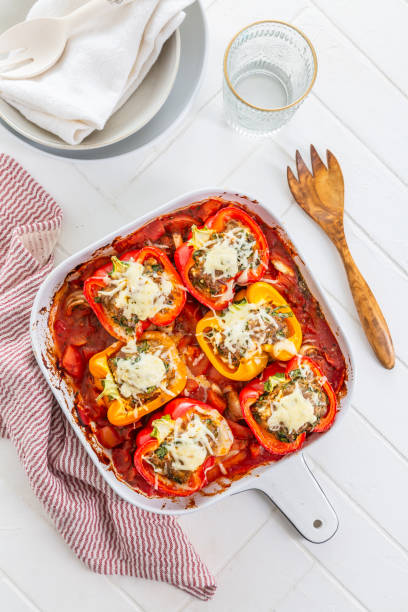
left=336, top=239, right=395, bottom=369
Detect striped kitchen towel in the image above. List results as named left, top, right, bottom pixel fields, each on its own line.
left=0, top=154, right=216, bottom=600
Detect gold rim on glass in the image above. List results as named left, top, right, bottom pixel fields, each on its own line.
left=223, top=20, right=318, bottom=113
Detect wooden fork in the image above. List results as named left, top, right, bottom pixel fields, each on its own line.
left=287, top=145, right=395, bottom=369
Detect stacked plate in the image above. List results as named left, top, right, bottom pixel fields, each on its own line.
left=0, top=1, right=208, bottom=160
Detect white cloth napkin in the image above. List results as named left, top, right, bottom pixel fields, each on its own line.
left=0, top=0, right=193, bottom=144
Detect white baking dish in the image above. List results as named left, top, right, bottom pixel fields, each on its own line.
left=30, top=188, right=354, bottom=543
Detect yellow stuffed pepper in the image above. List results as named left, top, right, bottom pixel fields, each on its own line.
left=196, top=282, right=302, bottom=381
left=89, top=331, right=187, bottom=426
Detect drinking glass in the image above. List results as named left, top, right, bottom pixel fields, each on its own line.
left=223, top=21, right=317, bottom=135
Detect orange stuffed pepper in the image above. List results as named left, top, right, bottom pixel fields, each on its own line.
left=89, top=331, right=187, bottom=426
left=196, top=282, right=302, bottom=381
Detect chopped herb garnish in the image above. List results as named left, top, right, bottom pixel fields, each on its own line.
left=94, top=295, right=102, bottom=303
left=112, top=314, right=132, bottom=329
left=270, top=306, right=293, bottom=319
left=155, top=445, right=168, bottom=459
left=277, top=312, right=293, bottom=319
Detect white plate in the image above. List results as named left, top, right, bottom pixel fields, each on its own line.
left=0, top=1, right=208, bottom=160
left=0, top=1, right=181, bottom=151
left=30, top=188, right=355, bottom=542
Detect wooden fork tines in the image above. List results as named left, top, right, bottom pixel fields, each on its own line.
left=287, top=146, right=395, bottom=369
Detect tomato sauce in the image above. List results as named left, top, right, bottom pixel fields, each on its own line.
left=50, top=197, right=347, bottom=498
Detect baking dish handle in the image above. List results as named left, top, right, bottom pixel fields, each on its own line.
left=233, top=452, right=338, bottom=543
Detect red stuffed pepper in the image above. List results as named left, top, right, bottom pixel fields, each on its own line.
left=239, top=356, right=337, bottom=456
left=174, top=206, right=269, bottom=310
left=84, top=246, right=185, bottom=341
left=134, top=398, right=234, bottom=496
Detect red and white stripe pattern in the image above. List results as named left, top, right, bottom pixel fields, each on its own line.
left=0, top=154, right=216, bottom=600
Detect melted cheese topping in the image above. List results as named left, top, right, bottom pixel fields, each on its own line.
left=195, top=225, right=258, bottom=282
left=168, top=438, right=208, bottom=472
left=99, top=260, right=173, bottom=321
left=151, top=413, right=218, bottom=472
left=147, top=409, right=233, bottom=481
left=203, top=244, right=238, bottom=279
left=267, top=383, right=317, bottom=433
left=115, top=352, right=166, bottom=398
left=168, top=415, right=217, bottom=471
left=208, top=301, right=285, bottom=364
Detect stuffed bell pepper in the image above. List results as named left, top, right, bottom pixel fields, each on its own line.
left=84, top=246, right=185, bottom=341
left=89, top=331, right=187, bottom=426
left=174, top=206, right=269, bottom=310
left=134, top=398, right=234, bottom=496
left=196, top=282, right=302, bottom=381
left=239, top=356, right=337, bottom=456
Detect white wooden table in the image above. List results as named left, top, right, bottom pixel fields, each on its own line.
left=1, top=0, right=408, bottom=610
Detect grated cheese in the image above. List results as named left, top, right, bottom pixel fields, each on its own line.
left=150, top=414, right=217, bottom=472
left=203, top=243, right=239, bottom=279
left=99, top=259, right=173, bottom=322
left=194, top=225, right=258, bottom=283
left=207, top=300, right=285, bottom=362
left=115, top=352, right=166, bottom=399
left=267, top=383, right=317, bottom=433
left=167, top=439, right=207, bottom=471
left=148, top=411, right=233, bottom=474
